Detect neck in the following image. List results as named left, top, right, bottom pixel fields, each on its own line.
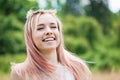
left=41, top=49, right=58, bottom=65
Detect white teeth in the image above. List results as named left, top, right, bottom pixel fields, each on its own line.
left=44, top=38, right=54, bottom=41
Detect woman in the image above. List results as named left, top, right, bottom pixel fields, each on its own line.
left=10, top=9, right=91, bottom=80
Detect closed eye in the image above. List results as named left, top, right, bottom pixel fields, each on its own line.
left=37, top=27, right=44, bottom=30
left=51, top=26, right=57, bottom=29
left=37, top=23, right=45, bottom=30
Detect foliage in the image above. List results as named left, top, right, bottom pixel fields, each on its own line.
left=84, top=0, right=112, bottom=35
left=82, top=48, right=120, bottom=71
left=64, top=0, right=82, bottom=16
left=110, top=13, right=120, bottom=48
left=62, top=15, right=104, bottom=54
left=0, top=0, right=120, bottom=73
left=60, top=14, right=120, bottom=71
left=0, top=53, right=26, bottom=74
left=0, top=14, right=24, bottom=54
left=0, top=0, right=38, bottom=54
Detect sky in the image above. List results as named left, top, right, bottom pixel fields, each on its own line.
left=108, top=0, right=120, bottom=13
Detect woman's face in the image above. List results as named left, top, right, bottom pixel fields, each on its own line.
left=32, top=14, right=60, bottom=51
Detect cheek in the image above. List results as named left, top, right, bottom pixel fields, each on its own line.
left=56, top=32, right=61, bottom=43
left=33, top=31, right=43, bottom=39
left=33, top=33, right=43, bottom=45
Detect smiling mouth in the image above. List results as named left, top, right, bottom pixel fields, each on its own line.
left=42, top=37, right=55, bottom=42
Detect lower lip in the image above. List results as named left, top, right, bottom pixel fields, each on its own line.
left=44, top=40, right=55, bottom=44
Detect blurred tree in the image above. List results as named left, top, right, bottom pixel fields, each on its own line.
left=64, top=0, right=83, bottom=16
left=62, top=15, right=104, bottom=54
left=111, top=12, right=120, bottom=48
left=85, top=0, right=112, bottom=35
left=0, top=0, right=38, bottom=54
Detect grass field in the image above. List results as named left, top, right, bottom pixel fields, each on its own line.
left=92, top=71, right=120, bottom=80
left=0, top=54, right=120, bottom=80
left=0, top=71, right=120, bottom=80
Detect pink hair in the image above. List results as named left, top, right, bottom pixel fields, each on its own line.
left=17, top=10, right=91, bottom=80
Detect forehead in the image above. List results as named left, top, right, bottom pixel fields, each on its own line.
left=37, top=14, right=57, bottom=24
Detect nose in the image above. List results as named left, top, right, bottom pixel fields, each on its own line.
left=45, top=27, right=53, bottom=35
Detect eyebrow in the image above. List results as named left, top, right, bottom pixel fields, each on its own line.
left=37, top=22, right=56, bottom=26
left=50, top=22, right=56, bottom=25
left=37, top=23, right=44, bottom=27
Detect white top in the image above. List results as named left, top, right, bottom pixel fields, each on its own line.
left=12, top=62, right=75, bottom=80
left=42, top=63, right=75, bottom=80
left=25, top=63, right=75, bottom=80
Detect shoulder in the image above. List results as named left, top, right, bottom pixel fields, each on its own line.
left=10, top=68, right=22, bottom=80
left=10, top=62, right=24, bottom=80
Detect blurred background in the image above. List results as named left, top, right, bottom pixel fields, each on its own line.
left=0, top=0, right=120, bottom=80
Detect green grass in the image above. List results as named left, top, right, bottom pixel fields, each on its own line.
left=0, top=53, right=26, bottom=74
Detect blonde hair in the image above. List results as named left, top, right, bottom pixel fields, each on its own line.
left=13, top=9, right=91, bottom=80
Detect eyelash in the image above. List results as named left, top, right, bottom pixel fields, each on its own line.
left=37, top=27, right=44, bottom=30
left=51, top=26, right=57, bottom=28
left=37, top=26, right=57, bottom=30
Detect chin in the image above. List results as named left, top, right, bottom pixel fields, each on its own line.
left=44, top=45, right=57, bottom=49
